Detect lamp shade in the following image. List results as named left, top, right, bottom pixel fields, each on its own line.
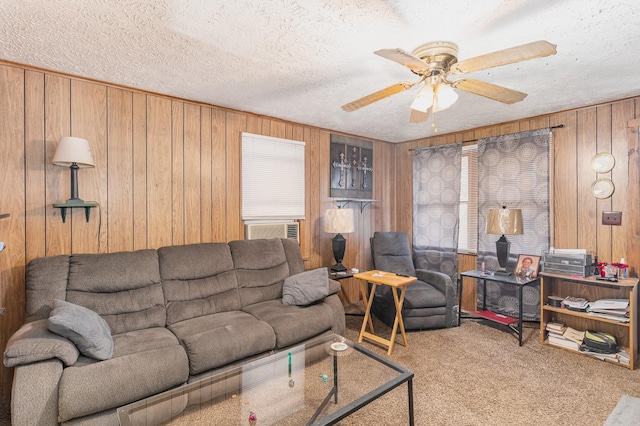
left=485, top=207, right=523, bottom=235
left=324, top=209, right=354, bottom=234
left=433, top=84, right=458, bottom=112
left=52, top=137, right=95, bottom=168
left=410, top=84, right=434, bottom=112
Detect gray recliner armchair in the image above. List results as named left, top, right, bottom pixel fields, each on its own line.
left=370, top=232, right=456, bottom=330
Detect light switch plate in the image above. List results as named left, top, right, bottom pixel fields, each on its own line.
left=602, top=211, right=622, bottom=226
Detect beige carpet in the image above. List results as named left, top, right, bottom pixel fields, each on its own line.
left=338, top=316, right=640, bottom=425
left=3, top=316, right=640, bottom=425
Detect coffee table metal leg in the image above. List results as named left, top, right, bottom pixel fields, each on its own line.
left=518, top=285, right=523, bottom=346
left=408, top=377, right=415, bottom=426
left=333, top=352, right=338, bottom=404
left=457, top=276, right=463, bottom=326
left=307, top=355, right=339, bottom=425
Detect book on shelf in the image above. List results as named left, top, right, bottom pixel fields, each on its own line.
left=587, top=298, right=630, bottom=319
left=563, top=296, right=589, bottom=311
left=590, top=299, right=629, bottom=310
left=545, top=327, right=566, bottom=336
left=547, top=334, right=580, bottom=351
left=617, top=348, right=631, bottom=365
left=579, top=347, right=619, bottom=362
left=586, top=310, right=630, bottom=323
left=563, top=327, right=585, bottom=344
left=546, top=320, right=565, bottom=331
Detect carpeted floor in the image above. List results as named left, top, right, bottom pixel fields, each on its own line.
left=3, top=316, right=640, bottom=425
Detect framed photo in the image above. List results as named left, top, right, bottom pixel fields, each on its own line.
left=515, top=254, right=541, bottom=278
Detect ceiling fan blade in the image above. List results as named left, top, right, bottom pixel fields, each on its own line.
left=342, top=82, right=411, bottom=112
left=452, top=79, right=527, bottom=104
left=451, top=40, right=557, bottom=74
left=374, top=48, right=430, bottom=72
left=409, top=108, right=430, bottom=123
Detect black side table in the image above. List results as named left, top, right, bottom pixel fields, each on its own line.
left=327, top=267, right=365, bottom=316
left=458, top=270, right=539, bottom=346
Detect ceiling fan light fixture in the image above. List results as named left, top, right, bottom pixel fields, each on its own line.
left=409, top=84, right=434, bottom=112
left=432, top=83, right=458, bottom=112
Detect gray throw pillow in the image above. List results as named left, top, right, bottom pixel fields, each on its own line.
left=47, top=299, right=114, bottom=360
left=282, top=268, right=329, bottom=306
left=3, top=319, right=79, bottom=367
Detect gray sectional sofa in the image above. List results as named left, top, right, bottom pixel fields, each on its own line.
left=4, top=238, right=345, bottom=425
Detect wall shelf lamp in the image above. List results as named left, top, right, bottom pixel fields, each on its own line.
left=52, top=136, right=97, bottom=222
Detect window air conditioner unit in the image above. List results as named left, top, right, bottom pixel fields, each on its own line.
left=245, top=222, right=299, bottom=242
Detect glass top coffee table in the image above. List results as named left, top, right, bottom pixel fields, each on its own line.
left=118, top=334, right=414, bottom=425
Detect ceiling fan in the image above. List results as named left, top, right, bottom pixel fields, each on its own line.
left=342, top=40, right=557, bottom=123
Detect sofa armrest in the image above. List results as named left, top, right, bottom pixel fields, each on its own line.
left=12, top=359, right=63, bottom=426
left=4, top=319, right=79, bottom=368
left=415, top=269, right=453, bottom=296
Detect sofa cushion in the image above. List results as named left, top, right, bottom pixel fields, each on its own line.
left=158, top=243, right=241, bottom=325
left=169, top=310, right=275, bottom=375
left=57, top=327, right=188, bottom=422
left=48, top=299, right=113, bottom=361
left=282, top=268, right=329, bottom=306
left=65, top=250, right=166, bottom=335
left=281, top=238, right=305, bottom=275
left=243, top=299, right=334, bottom=348
left=3, top=319, right=79, bottom=367
left=25, top=255, right=71, bottom=322
left=229, top=239, right=291, bottom=307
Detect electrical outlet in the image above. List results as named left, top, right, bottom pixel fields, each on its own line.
left=602, top=211, right=622, bottom=226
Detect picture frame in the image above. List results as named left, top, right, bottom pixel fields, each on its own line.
left=515, top=254, right=541, bottom=278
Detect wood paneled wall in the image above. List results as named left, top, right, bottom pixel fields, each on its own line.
left=394, top=99, right=639, bottom=310
left=0, top=62, right=396, bottom=396
left=1, top=59, right=638, bottom=397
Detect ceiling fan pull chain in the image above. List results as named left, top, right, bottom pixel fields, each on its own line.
left=432, top=92, right=439, bottom=133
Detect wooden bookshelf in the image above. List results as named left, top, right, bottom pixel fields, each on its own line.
left=540, top=272, right=638, bottom=369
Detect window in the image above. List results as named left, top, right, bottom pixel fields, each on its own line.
left=458, top=144, right=478, bottom=253
left=241, top=133, right=305, bottom=220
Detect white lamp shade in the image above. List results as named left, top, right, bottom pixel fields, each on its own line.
left=324, top=209, right=354, bottom=234
left=53, top=137, right=95, bottom=168
left=432, top=84, right=458, bottom=112
left=485, top=208, right=524, bottom=235
left=410, top=84, right=434, bottom=112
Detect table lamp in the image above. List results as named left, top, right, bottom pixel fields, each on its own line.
left=485, top=206, right=523, bottom=275
left=324, top=208, right=354, bottom=272
left=52, top=136, right=95, bottom=204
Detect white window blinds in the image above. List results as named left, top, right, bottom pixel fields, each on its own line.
left=458, top=144, right=478, bottom=253
left=241, top=132, right=305, bottom=220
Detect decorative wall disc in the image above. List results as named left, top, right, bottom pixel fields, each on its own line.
left=591, top=178, right=615, bottom=199
left=590, top=152, right=615, bottom=173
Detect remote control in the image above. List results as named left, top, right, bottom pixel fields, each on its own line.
left=396, top=273, right=410, bottom=277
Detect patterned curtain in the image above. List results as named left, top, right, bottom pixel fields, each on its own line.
left=413, top=143, right=462, bottom=286
left=477, top=129, right=551, bottom=321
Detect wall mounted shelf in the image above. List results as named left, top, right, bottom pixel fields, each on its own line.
left=332, top=198, right=382, bottom=213
left=0, top=213, right=9, bottom=219
left=53, top=202, right=98, bottom=223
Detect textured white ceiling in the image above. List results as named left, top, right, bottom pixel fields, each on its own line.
left=1, top=0, right=639, bottom=142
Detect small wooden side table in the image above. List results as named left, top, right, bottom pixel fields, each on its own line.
left=354, top=270, right=417, bottom=355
